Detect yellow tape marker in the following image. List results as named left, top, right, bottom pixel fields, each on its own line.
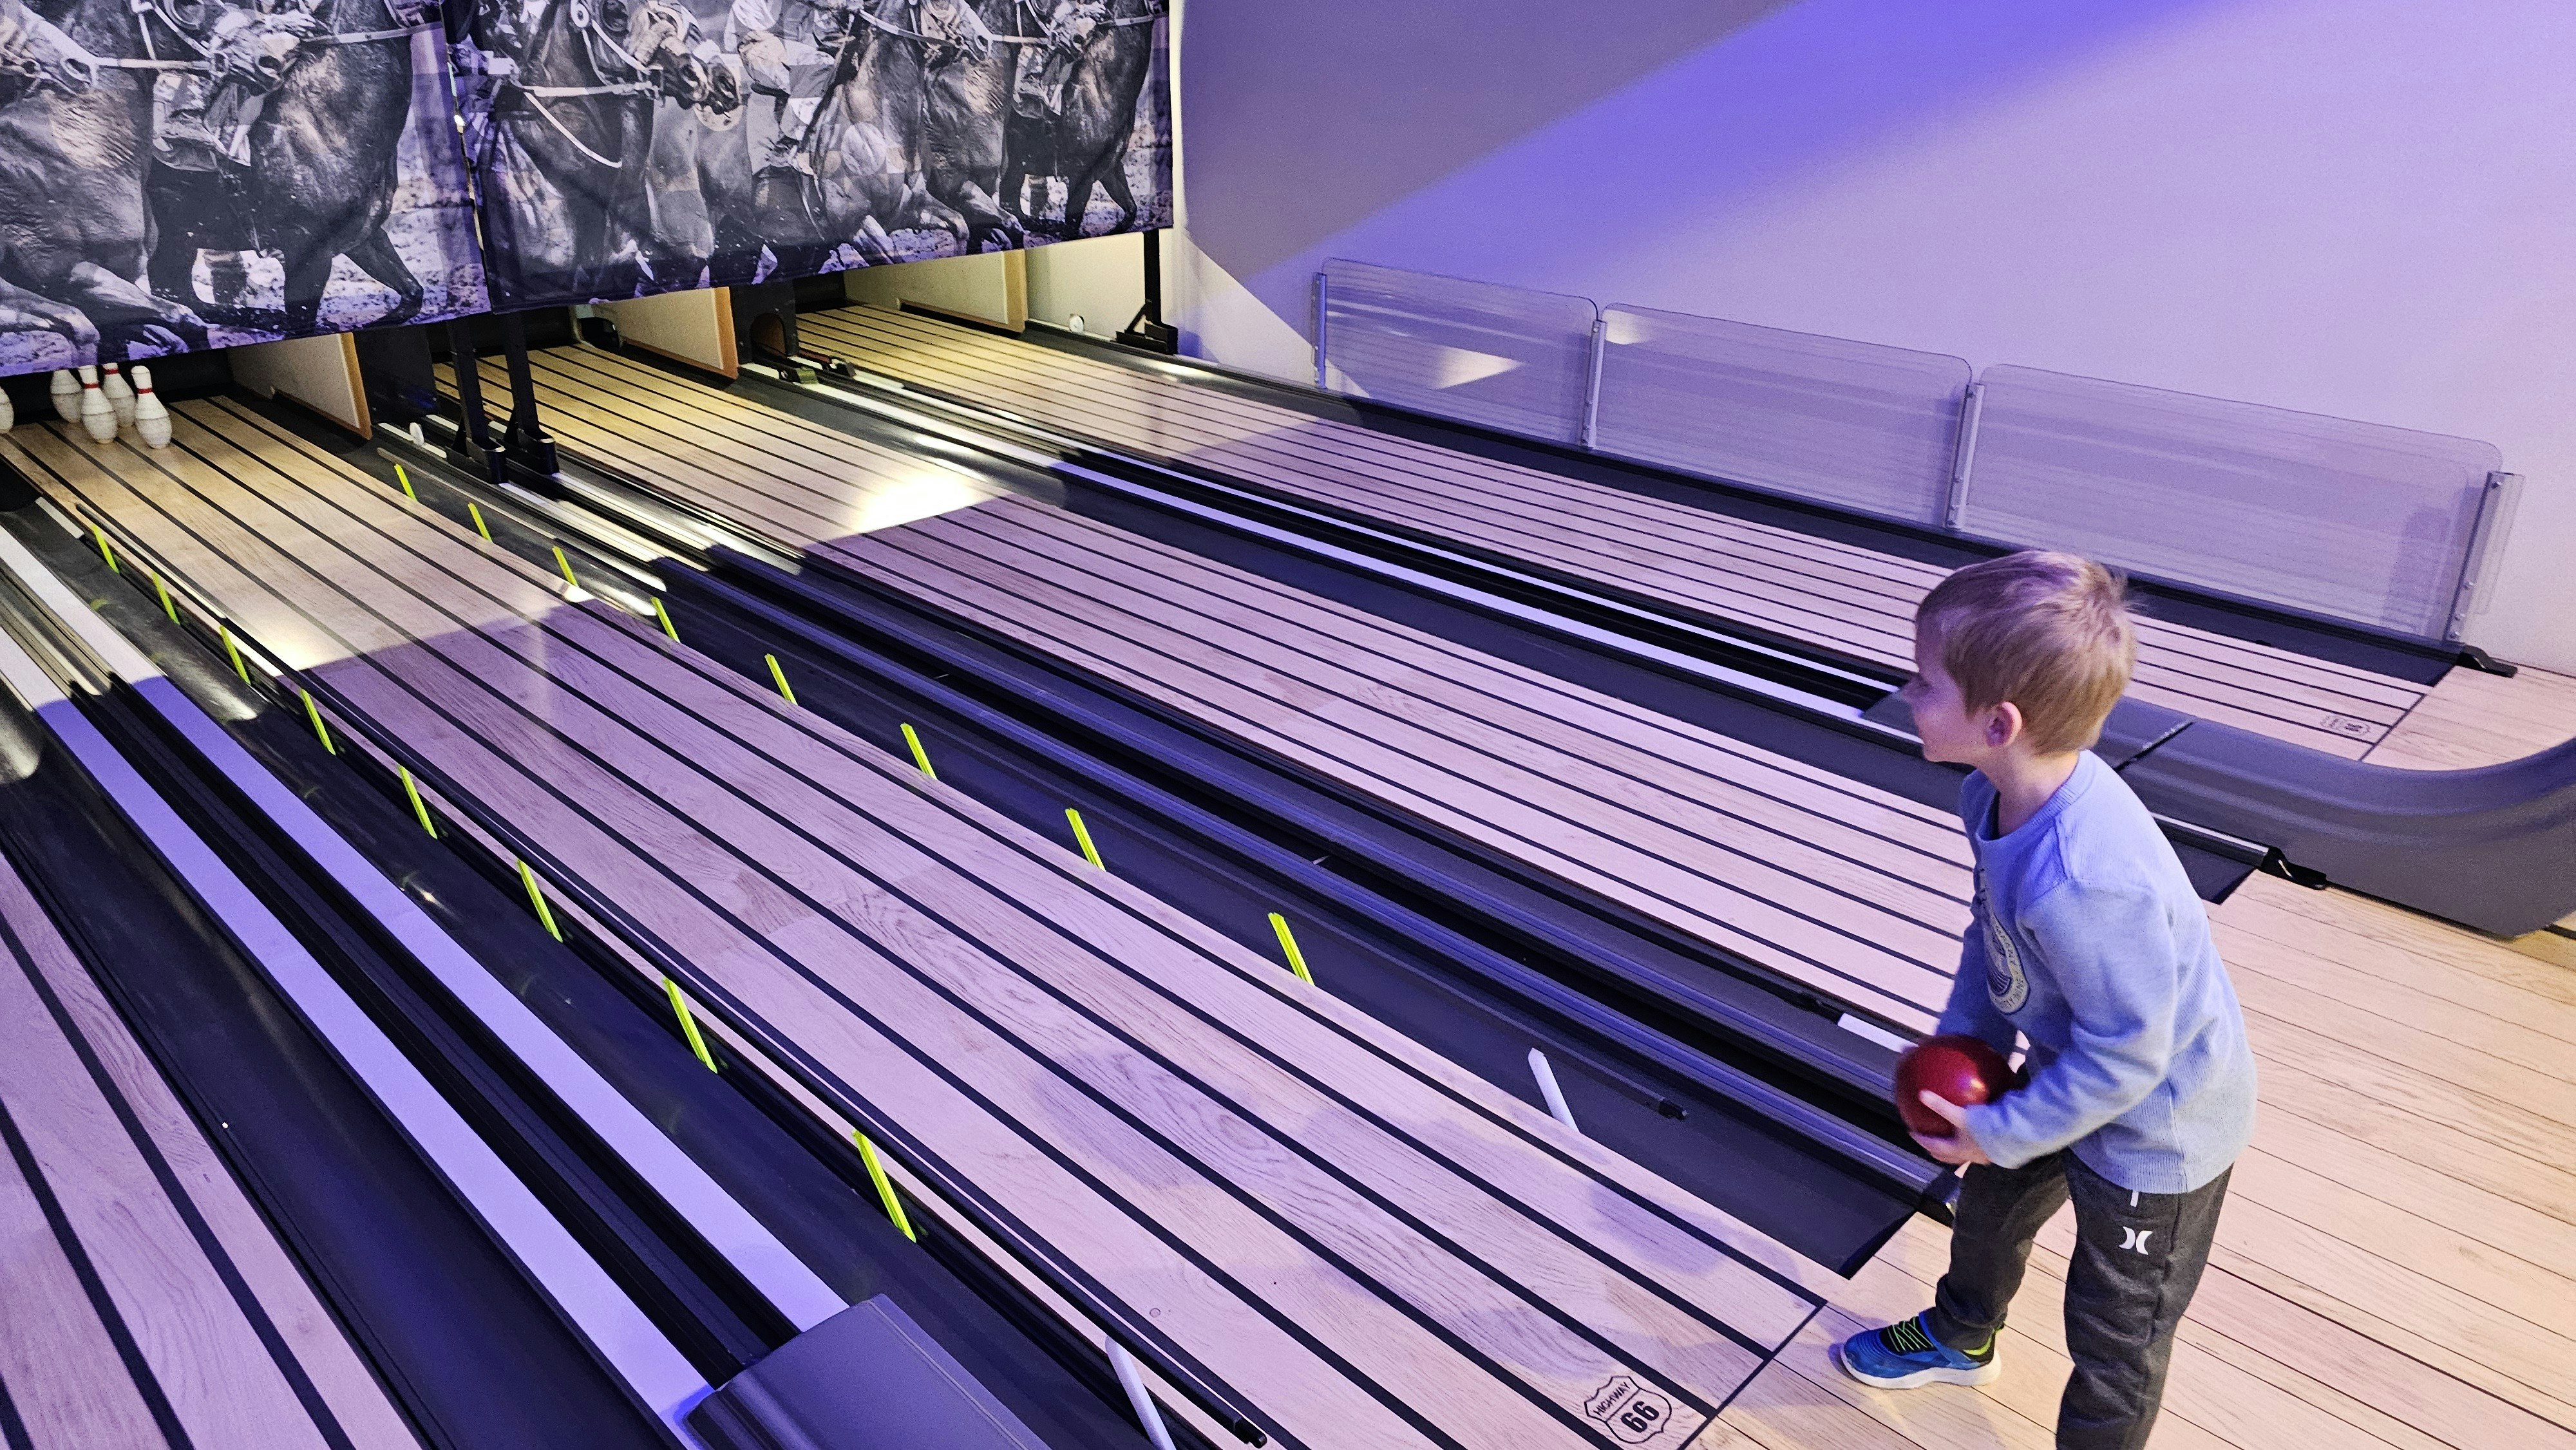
left=400, top=767, right=438, bottom=839
left=218, top=623, right=251, bottom=684
left=394, top=461, right=418, bottom=502
left=900, top=723, right=936, bottom=781
left=553, top=546, right=580, bottom=592
left=1268, top=912, right=1316, bottom=986
left=853, top=1133, right=916, bottom=1242
left=149, top=570, right=179, bottom=623
left=91, top=525, right=118, bottom=573
left=662, top=979, right=719, bottom=1073
left=652, top=597, right=681, bottom=643
left=467, top=500, right=493, bottom=542
left=1065, top=807, right=1106, bottom=871
left=300, top=690, right=337, bottom=755
left=517, top=860, right=562, bottom=942
left=764, top=653, right=798, bottom=706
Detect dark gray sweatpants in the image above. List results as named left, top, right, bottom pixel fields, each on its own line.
left=1927, top=1149, right=2233, bottom=1450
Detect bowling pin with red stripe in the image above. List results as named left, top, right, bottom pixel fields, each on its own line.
left=101, top=361, right=135, bottom=429
left=77, top=366, right=115, bottom=442
left=131, top=366, right=170, bottom=449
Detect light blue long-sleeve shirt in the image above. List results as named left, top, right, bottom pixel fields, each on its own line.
left=1942, top=753, right=2257, bottom=1193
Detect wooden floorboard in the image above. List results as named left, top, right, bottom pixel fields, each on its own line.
left=2514, top=928, right=2576, bottom=973
left=794, top=305, right=2497, bottom=762
left=2366, top=664, right=2576, bottom=770
left=0, top=835, right=418, bottom=1449
left=10, top=404, right=1832, bottom=1450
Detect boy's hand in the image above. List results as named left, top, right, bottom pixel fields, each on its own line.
left=1911, top=1092, right=1993, bottom=1166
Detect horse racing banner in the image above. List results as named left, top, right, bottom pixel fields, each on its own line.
left=450, top=0, right=1171, bottom=308
left=0, top=0, right=488, bottom=378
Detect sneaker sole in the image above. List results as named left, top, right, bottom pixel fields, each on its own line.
left=1831, top=1340, right=2003, bottom=1390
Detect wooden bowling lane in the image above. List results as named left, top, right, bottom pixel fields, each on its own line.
left=0, top=832, right=422, bottom=1449
left=794, top=304, right=2465, bottom=763
left=478, top=342, right=1973, bottom=1031
left=6, top=402, right=1832, bottom=1450
left=853, top=497, right=1973, bottom=1028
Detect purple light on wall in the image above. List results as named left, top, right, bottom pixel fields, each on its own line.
left=1187, top=0, right=2226, bottom=328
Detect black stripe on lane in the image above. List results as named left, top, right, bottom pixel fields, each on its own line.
left=0, top=898, right=361, bottom=1450
left=0, top=1098, right=193, bottom=1449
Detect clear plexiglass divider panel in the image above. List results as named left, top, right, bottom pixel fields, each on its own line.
left=1305, top=262, right=2513, bottom=641
left=1961, top=366, right=2504, bottom=641
left=1318, top=259, right=1598, bottom=445
left=1591, top=305, right=1972, bottom=528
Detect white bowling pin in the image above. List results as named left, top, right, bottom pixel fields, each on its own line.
left=130, top=366, right=169, bottom=448
left=50, top=368, right=78, bottom=422
left=101, top=362, right=135, bottom=428
left=0, top=387, right=13, bottom=435
left=77, top=369, right=115, bottom=443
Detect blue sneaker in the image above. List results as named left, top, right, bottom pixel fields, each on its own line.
left=1834, top=1312, right=2000, bottom=1389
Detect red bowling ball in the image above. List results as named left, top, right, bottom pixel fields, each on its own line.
left=1895, top=1035, right=2016, bottom=1136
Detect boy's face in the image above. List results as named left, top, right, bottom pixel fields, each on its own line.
left=1904, top=621, right=2017, bottom=767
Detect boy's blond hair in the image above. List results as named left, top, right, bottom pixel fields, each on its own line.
left=1918, top=551, right=2136, bottom=754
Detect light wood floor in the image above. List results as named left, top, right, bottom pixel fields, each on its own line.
left=0, top=835, right=421, bottom=1449
left=797, top=305, right=2576, bottom=767
left=2365, top=662, right=2576, bottom=771
left=453, top=350, right=2576, bottom=1448
left=11, top=404, right=1832, bottom=1450
left=1699, top=875, right=2576, bottom=1450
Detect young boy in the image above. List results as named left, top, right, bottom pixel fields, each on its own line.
left=1837, top=551, right=2259, bottom=1450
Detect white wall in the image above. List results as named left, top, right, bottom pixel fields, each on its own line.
left=1169, top=0, right=2576, bottom=670
left=1023, top=234, right=1150, bottom=338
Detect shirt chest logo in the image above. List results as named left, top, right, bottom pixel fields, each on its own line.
left=1978, top=869, right=2031, bottom=1014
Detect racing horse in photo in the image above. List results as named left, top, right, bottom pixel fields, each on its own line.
left=625, top=0, right=753, bottom=290
left=0, top=0, right=108, bottom=347
left=755, top=0, right=987, bottom=276
left=1002, top=0, right=1156, bottom=239
left=0, top=0, right=210, bottom=357
left=912, top=0, right=1024, bottom=255
left=468, top=0, right=709, bottom=303
left=146, top=0, right=447, bottom=335
left=626, top=0, right=778, bottom=292
left=0, top=0, right=93, bottom=104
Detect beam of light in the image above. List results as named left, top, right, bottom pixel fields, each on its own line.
left=1426, top=344, right=1524, bottom=390
left=844, top=469, right=997, bottom=536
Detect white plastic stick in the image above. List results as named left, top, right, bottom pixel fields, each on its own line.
left=1528, top=1048, right=1578, bottom=1133
left=1108, top=1342, right=1177, bottom=1450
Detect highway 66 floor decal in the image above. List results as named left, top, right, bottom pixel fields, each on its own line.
left=1584, top=1375, right=1676, bottom=1444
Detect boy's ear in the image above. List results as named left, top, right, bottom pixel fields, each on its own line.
left=1987, top=701, right=2024, bottom=749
